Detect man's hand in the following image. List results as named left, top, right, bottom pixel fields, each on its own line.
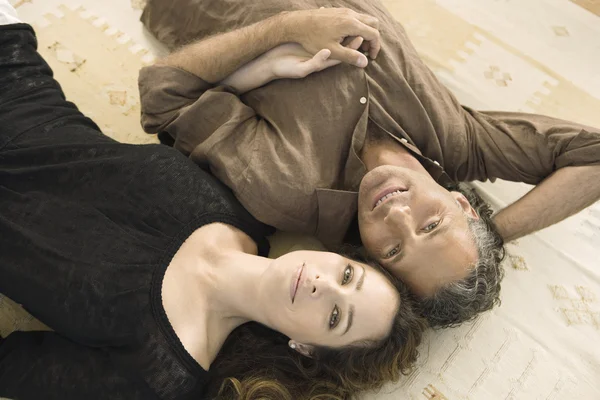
left=285, top=7, right=381, bottom=67
left=157, top=8, right=380, bottom=85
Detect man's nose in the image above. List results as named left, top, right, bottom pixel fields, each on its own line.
left=384, top=204, right=413, bottom=230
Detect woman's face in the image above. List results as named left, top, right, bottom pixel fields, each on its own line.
left=257, top=251, right=400, bottom=349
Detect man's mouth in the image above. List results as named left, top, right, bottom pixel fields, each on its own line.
left=373, top=188, right=407, bottom=210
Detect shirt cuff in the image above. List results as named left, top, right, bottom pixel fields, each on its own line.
left=0, top=0, right=21, bottom=25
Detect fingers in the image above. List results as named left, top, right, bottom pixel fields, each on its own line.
left=341, top=36, right=364, bottom=51
left=316, top=48, right=332, bottom=60
left=346, top=36, right=364, bottom=51
left=355, top=13, right=379, bottom=30
left=360, top=40, right=371, bottom=53
left=299, top=7, right=381, bottom=61
left=351, top=12, right=380, bottom=58
left=330, top=44, right=369, bottom=68
left=299, top=49, right=341, bottom=76
left=350, top=21, right=381, bottom=59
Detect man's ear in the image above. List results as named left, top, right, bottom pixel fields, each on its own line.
left=452, top=192, right=480, bottom=220
left=288, top=340, right=315, bottom=358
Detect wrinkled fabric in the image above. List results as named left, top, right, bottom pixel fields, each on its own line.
left=139, top=0, right=600, bottom=244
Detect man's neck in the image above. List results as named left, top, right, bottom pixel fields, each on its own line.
left=360, top=133, right=427, bottom=174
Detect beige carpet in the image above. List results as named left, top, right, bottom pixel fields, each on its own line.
left=2, top=0, right=600, bottom=398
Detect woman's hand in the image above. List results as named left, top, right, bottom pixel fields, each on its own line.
left=265, top=43, right=338, bottom=80
left=221, top=37, right=365, bottom=94
left=267, top=36, right=366, bottom=80
left=283, top=7, right=381, bottom=68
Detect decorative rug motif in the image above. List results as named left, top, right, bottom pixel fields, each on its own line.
left=2, top=0, right=599, bottom=399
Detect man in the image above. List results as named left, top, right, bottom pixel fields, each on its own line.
left=138, top=0, right=600, bottom=327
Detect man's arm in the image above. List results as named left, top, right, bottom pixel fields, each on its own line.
left=456, top=109, right=600, bottom=242
left=158, top=7, right=381, bottom=83
left=493, top=165, right=600, bottom=241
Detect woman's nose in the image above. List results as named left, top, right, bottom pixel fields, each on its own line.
left=308, top=274, right=336, bottom=298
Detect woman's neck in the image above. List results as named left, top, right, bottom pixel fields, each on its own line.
left=161, top=223, right=272, bottom=369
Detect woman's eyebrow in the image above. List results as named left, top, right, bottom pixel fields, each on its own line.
left=356, top=265, right=366, bottom=291
left=343, top=266, right=366, bottom=336
left=343, top=305, right=355, bottom=335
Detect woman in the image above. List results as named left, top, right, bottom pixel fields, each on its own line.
left=0, top=13, right=426, bottom=400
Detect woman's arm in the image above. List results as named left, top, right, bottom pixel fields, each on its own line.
left=222, top=38, right=366, bottom=94
left=0, top=331, right=151, bottom=400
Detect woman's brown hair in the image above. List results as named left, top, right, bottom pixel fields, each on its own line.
left=206, top=249, right=427, bottom=400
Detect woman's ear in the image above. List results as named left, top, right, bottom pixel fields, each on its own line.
left=452, top=192, right=480, bottom=220
left=288, top=340, right=315, bottom=358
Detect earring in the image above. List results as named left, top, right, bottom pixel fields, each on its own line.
left=290, top=343, right=296, bottom=349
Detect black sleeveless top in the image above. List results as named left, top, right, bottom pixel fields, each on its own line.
left=0, top=23, right=272, bottom=400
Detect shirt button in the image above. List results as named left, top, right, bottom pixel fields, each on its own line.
left=400, top=138, right=408, bottom=144
left=359, top=97, right=367, bottom=104
left=433, top=160, right=440, bottom=166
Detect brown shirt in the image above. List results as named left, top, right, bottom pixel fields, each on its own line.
left=138, top=0, right=600, bottom=244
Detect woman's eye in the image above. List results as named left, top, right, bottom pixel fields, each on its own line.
left=385, top=246, right=400, bottom=259
left=329, top=306, right=341, bottom=329
left=341, top=265, right=354, bottom=285
left=423, top=220, right=440, bottom=233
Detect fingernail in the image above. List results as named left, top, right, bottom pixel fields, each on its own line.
left=357, top=57, right=368, bottom=68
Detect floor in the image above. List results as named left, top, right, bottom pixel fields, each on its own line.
left=2, top=0, right=600, bottom=399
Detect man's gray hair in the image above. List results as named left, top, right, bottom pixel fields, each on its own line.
left=419, top=184, right=506, bottom=328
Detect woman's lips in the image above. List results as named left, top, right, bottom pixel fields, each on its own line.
left=290, top=264, right=304, bottom=304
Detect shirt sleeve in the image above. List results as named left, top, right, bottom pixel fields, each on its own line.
left=0, top=331, right=152, bottom=400
left=138, top=64, right=302, bottom=231
left=138, top=64, right=261, bottom=156
left=460, top=108, right=600, bottom=184
left=0, top=24, right=100, bottom=151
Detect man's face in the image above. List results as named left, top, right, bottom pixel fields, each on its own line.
left=357, top=165, right=480, bottom=296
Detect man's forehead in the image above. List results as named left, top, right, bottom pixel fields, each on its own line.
left=395, top=220, right=478, bottom=295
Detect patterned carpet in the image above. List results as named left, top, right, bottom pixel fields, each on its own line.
left=2, top=0, right=599, bottom=398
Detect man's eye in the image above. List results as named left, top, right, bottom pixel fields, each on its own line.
left=385, top=246, right=400, bottom=259
left=341, top=265, right=354, bottom=285
left=423, top=220, right=440, bottom=233
left=329, top=306, right=341, bottom=329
